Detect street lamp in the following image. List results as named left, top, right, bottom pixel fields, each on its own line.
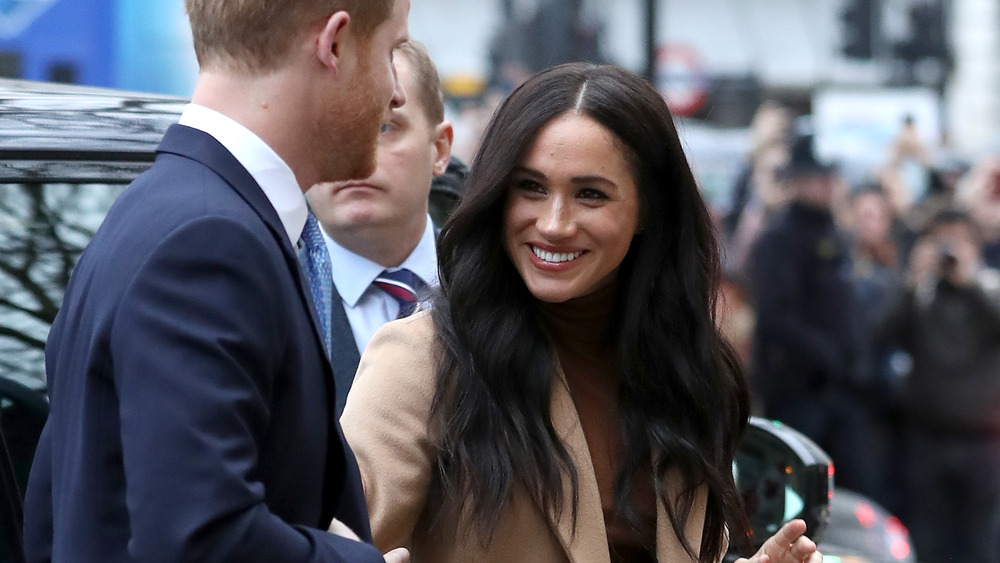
left=645, top=0, right=658, bottom=82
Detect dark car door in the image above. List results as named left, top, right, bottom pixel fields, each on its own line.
left=0, top=80, right=185, bottom=562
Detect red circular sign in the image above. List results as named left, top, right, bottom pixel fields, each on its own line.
left=656, top=44, right=709, bottom=116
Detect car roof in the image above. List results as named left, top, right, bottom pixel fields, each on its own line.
left=0, top=79, right=187, bottom=182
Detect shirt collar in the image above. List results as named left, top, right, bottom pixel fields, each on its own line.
left=399, top=219, right=439, bottom=288
left=325, top=217, right=439, bottom=307
left=178, top=103, right=307, bottom=246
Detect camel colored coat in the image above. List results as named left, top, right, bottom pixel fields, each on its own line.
left=341, top=312, right=724, bottom=562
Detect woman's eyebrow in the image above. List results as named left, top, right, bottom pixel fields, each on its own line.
left=513, top=168, right=615, bottom=187
left=512, top=166, right=546, bottom=180
left=570, top=175, right=616, bottom=187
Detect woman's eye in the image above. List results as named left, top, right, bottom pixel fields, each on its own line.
left=578, top=188, right=609, bottom=201
left=514, top=179, right=545, bottom=194
left=380, top=122, right=395, bottom=134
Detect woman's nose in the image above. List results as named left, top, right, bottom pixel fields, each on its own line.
left=537, top=198, right=575, bottom=239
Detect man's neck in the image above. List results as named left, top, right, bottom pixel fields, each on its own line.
left=328, top=215, right=427, bottom=268
left=191, top=69, right=317, bottom=192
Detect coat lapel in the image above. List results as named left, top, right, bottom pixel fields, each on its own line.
left=548, top=362, right=611, bottom=563
left=547, top=359, right=712, bottom=563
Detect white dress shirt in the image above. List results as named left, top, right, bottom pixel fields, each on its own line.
left=324, top=218, right=438, bottom=354
left=178, top=104, right=307, bottom=245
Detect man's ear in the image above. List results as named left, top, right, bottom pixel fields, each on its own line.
left=316, top=12, right=352, bottom=75
left=431, top=121, right=454, bottom=177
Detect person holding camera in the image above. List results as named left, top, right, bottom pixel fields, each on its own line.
left=878, top=208, right=1000, bottom=563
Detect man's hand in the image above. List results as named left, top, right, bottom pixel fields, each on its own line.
left=735, top=519, right=822, bottom=563
left=328, top=518, right=409, bottom=563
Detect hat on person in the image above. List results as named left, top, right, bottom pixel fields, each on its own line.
left=779, top=133, right=837, bottom=179
left=428, top=155, right=469, bottom=228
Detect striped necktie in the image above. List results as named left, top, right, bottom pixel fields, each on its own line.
left=298, top=213, right=332, bottom=356
left=373, top=269, right=426, bottom=319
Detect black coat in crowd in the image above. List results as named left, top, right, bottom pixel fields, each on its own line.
left=750, top=202, right=858, bottom=407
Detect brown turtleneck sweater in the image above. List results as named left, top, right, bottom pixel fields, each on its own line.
left=538, top=283, right=658, bottom=563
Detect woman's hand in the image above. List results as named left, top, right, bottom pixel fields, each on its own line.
left=735, top=519, right=822, bottom=563
left=383, top=548, right=410, bottom=563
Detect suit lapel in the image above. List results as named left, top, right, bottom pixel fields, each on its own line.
left=328, top=280, right=361, bottom=413
left=156, top=124, right=330, bottom=367
left=548, top=362, right=611, bottom=563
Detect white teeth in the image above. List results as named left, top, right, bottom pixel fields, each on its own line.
left=532, top=246, right=582, bottom=263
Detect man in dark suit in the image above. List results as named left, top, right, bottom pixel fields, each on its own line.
left=749, top=132, right=873, bottom=497
left=305, top=41, right=453, bottom=411
left=23, top=1, right=411, bottom=561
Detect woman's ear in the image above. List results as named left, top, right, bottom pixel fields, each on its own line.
left=316, top=12, right=352, bottom=76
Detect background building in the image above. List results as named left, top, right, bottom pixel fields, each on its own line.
left=0, top=0, right=195, bottom=94
left=0, top=0, right=995, bottom=166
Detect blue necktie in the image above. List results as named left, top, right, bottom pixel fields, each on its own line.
left=373, top=269, right=426, bottom=319
left=299, top=213, right=332, bottom=356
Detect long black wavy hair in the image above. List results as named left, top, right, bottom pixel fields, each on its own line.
left=429, top=63, right=750, bottom=561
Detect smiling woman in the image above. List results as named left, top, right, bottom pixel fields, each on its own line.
left=341, top=62, right=821, bottom=563
left=503, top=113, right=639, bottom=304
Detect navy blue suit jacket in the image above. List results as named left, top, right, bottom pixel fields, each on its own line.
left=328, top=283, right=362, bottom=414
left=23, top=124, right=383, bottom=562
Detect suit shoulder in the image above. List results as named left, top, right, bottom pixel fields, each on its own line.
left=130, top=155, right=250, bottom=209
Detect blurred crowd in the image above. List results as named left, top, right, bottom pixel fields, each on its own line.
left=714, top=101, right=1000, bottom=562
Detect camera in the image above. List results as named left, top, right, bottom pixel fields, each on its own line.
left=938, top=242, right=958, bottom=273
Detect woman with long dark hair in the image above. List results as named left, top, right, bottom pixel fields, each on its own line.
left=341, top=63, right=820, bottom=563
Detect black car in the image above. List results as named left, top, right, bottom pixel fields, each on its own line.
left=0, top=79, right=912, bottom=562
left=732, top=419, right=916, bottom=563
left=0, top=80, right=189, bottom=561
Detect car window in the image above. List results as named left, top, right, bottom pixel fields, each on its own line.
left=0, top=181, right=126, bottom=391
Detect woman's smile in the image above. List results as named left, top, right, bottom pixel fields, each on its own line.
left=530, top=245, right=585, bottom=264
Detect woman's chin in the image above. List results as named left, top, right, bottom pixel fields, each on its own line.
left=526, top=285, right=577, bottom=304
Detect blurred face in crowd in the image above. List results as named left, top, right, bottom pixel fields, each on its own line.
left=851, top=191, right=893, bottom=247
left=933, top=220, right=980, bottom=263
left=909, top=218, right=982, bottom=287
left=320, top=0, right=410, bottom=182
left=310, top=47, right=451, bottom=242
left=789, top=172, right=838, bottom=210
left=503, top=113, right=640, bottom=303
